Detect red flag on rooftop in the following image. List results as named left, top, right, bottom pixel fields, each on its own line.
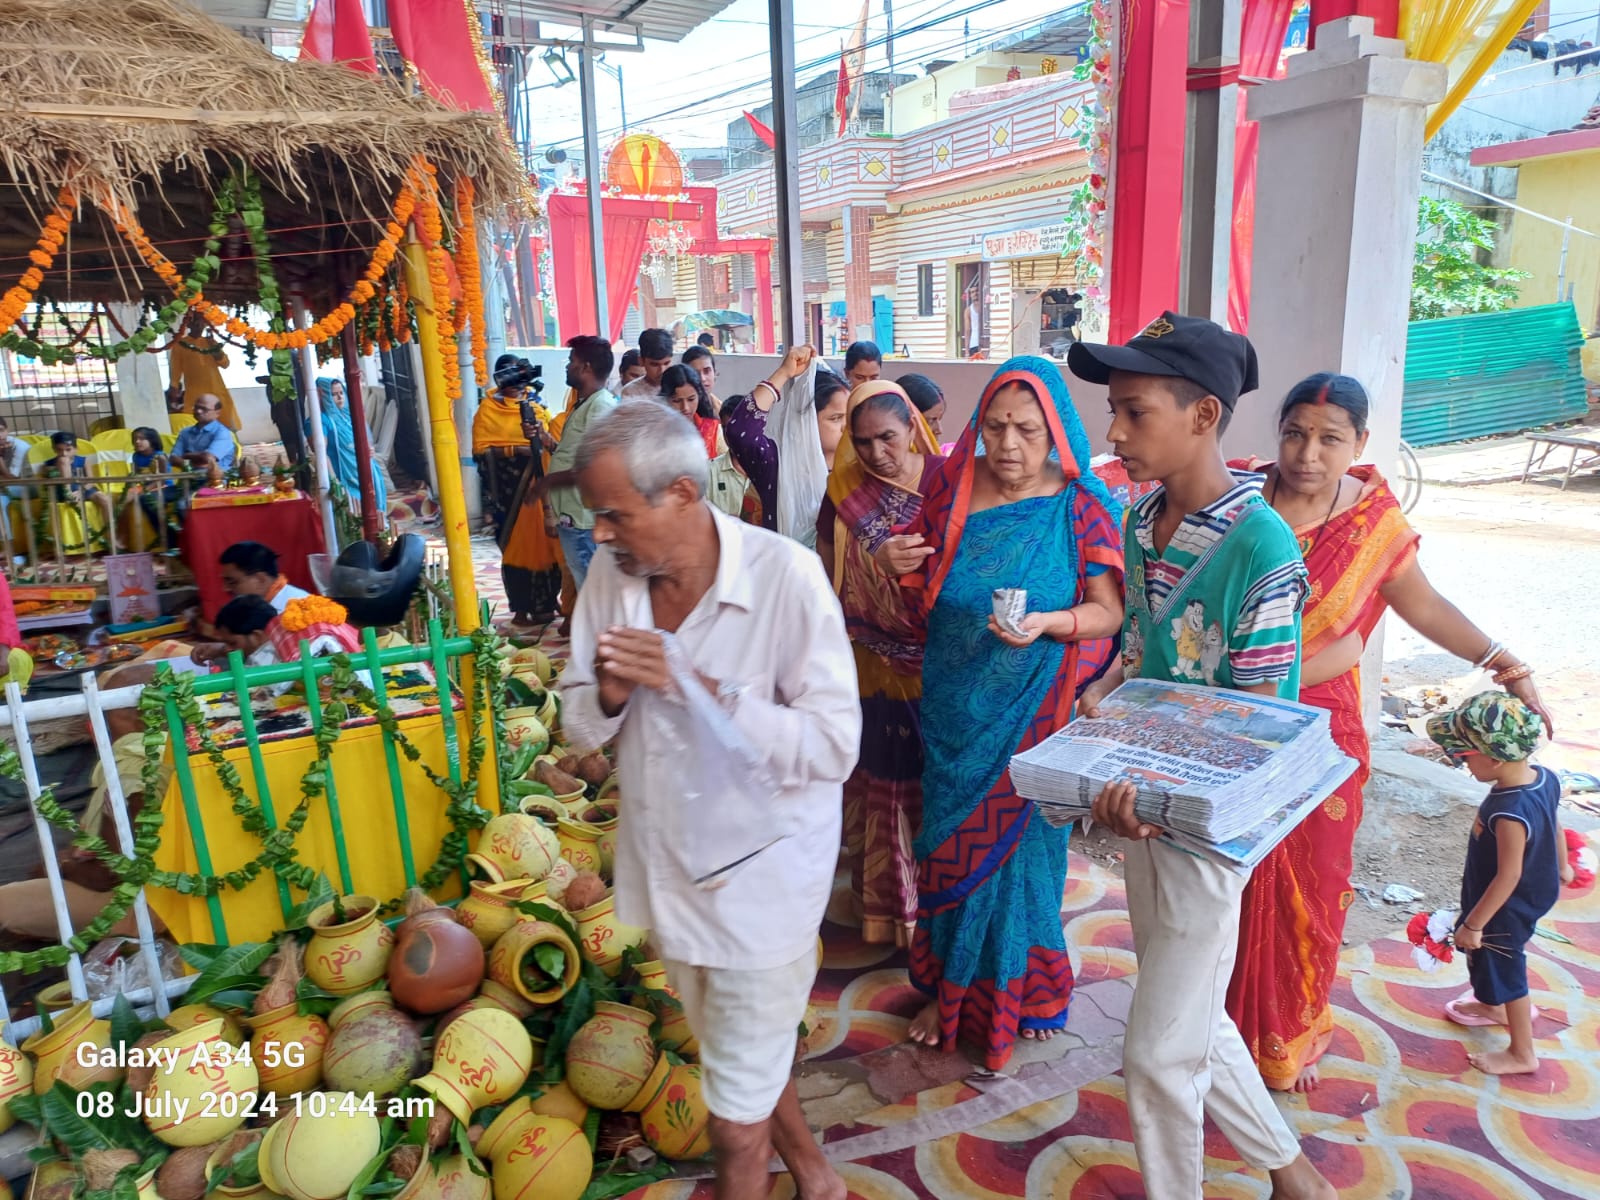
left=299, top=0, right=378, bottom=73
left=839, top=0, right=869, bottom=134
left=388, top=0, right=497, bottom=113
left=834, top=52, right=850, bottom=137
left=744, top=111, right=777, bottom=149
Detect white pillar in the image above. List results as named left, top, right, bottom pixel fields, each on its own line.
left=109, top=304, right=169, bottom=432
left=1239, top=16, right=1446, bottom=724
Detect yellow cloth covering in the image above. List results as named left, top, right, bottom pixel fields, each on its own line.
left=168, top=337, right=241, bottom=431
left=146, top=711, right=467, bottom=945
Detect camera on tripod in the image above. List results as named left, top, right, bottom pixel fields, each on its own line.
left=494, top=356, right=543, bottom=395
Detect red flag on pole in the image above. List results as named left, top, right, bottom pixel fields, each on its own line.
left=843, top=0, right=869, bottom=127
left=834, top=53, right=851, bottom=136
left=388, top=0, right=497, bottom=112
left=744, top=111, right=777, bottom=149
left=299, top=0, right=378, bottom=73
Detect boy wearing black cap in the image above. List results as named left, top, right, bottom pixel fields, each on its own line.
left=1069, top=314, right=1333, bottom=1200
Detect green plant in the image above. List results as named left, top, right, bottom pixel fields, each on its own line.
left=1411, top=196, right=1529, bottom=322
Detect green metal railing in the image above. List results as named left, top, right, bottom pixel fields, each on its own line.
left=156, top=618, right=476, bottom=945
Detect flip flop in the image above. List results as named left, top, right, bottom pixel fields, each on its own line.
left=1445, top=991, right=1539, bottom=1027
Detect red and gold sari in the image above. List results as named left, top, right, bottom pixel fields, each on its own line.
left=1226, top=463, right=1419, bottom=1088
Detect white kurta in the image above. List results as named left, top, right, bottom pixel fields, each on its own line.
left=561, top=507, right=861, bottom=972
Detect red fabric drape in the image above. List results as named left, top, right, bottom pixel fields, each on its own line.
left=299, top=0, right=378, bottom=73
left=546, top=194, right=651, bottom=343
left=744, top=112, right=777, bottom=149
left=388, top=0, right=496, bottom=112
left=1228, top=0, right=1299, bottom=333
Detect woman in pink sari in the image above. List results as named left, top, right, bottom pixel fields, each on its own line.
left=817, top=381, right=944, bottom=945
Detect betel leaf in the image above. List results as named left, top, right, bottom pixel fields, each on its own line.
left=208, top=1141, right=261, bottom=1191
left=578, top=1164, right=674, bottom=1200
left=108, top=1166, right=143, bottom=1200
left=40, top=1082, right=114, bottom=1155
left=504, top=677, right=539, bottom=708
left=344, top=1146, right=391, bottom=1200
left=184, top=941, right=275, bottom=1003
left=531, top=943, right=568, bottom=983
left=109, top=994, right=142, bottom=1052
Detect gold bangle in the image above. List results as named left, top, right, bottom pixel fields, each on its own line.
left=1493, top=663, right=1533, bottom=684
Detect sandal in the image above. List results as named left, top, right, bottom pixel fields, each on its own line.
left=1445, top=990, right=1539, bottom=1028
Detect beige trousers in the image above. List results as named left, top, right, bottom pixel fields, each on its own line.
left=1122, top=840, right=1302, bottom=1199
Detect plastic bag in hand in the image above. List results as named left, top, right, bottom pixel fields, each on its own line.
left=770, top=357, right=827, bottom=549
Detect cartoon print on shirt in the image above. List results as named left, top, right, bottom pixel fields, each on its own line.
left=1199, top=621, right=1225, bottom=685
left=1171, top=599, right=1206, bottom=681
left=1123, top=612, right=1144, bottom=675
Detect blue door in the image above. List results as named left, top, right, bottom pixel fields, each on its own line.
left=873, top=295, right=894, bottom=350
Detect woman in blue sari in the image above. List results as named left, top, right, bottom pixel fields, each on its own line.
left=879, top=356, right=1124, bottom=1069
left=312, top=378, right=387, bottom=520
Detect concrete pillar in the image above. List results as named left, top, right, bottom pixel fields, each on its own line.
left=109, top=304, right=169, bottom=432
left=1241, top=16, right=1446, bottom=722
left=1181, top=0, right=1241, bottom=323
left=842, top=205, right=875, bottom=343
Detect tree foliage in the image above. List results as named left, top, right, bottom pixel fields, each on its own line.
left=1411, top=196, right=1529, bottom=322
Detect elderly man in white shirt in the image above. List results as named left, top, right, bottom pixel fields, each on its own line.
left=561, top=400, right=858, bottom=1200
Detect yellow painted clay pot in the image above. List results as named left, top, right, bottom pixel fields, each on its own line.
left=477, top=978, right=537, bottom=1020
left=247, top=1003, right=328, bottom=1097
left=487, top=919, right=581, bottom=1006
left=634, top=960, right=698, bottom=1056
left=322, top=992, right=423, bottom=1099
left=427, top=1155, right=490, bottom=1200
left=21, top=1001, right=118, bottom=1093
left=516, top=795, right=566, bottom=828
left=304, top=896, right=395, bottom=996
left=257, top=1092, right=381, bottom=1200
left=412, top=1007, right=533, bottom=1124
left=32, top=983, right=75, bottom=1014
left=528, top=1080, right=589, bottom=1127
left=563, top=1001, right=658, bottom=1111
left=572, top=893, right=648, bottom=979
left=488, top=1113, right=591, bottom=1200
left=478, top=813, right=560, bottom=882
left=475, top=1095, right=534, bottom=1161
left=24, top=1161, right=74, bottom=1200
left=456, top=879, right=543, bottom=949
left=463, top=854, right=503, bottom=884
left=555, top=817, right=604, bottom=876
left=145, top=1017, right=260, bottom=1146
left=0, top=1022, right=34, bottom=1133
left=166, top=1003, right=246, bottom=1047
left=534, top=757, right=588, bottom=810
left=635, top=1061, right=712, bottom=1160
left=506, top=646, right=556, bottom=684
left=205, top=1130, right=284, bottom=1200
left=135, top=1172, right=159, bottom=1200
left=500, top=707, right=550, bottom=757
left=574, top=802, right=619, bottom=877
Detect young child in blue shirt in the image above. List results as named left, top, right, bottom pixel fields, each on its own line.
left=1429, top=690, right=1567, bottom=1075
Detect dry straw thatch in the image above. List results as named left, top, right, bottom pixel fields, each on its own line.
left=0, top=0, right=527, bottom=303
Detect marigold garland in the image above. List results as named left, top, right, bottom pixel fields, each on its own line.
left=0, top=187, right=75, bottom=332
left=455, top=178, right=489, bottom=396
left=417, top=169, right=463, bottom=405
left=280, top=595, right=350, bottom=634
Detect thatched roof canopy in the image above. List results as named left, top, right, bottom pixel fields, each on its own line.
left=0, top=0, right=528, bottom=309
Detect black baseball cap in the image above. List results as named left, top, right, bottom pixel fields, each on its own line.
left=1067, top=311, right=1260, bottom=411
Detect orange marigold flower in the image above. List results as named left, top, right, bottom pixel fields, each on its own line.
left=28, top=250, right=51, bottom=268
left=280, top=595, right=349, bottom=634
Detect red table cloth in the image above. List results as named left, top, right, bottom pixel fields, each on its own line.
left=180, top=497, right=326, bottom=621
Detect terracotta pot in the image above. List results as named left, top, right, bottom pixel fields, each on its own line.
left=633, top=960, right=698, bottom=1056
left=488, top=1113, right=591, bottom=1200
left=555, top=817, right=603, bottom=876
left=528, top=1080, right=589, bottom=1128
left=247, top=1003, right=328, bottom=1097
left=572, top=893, right=648, bottom=979
left=634, top=1061, right=712, bottom=1160
left=304, top=896, right=395, bottom=996
left=257, top=1092, right=380, bottom=1200
left=0, top=1023, right=32, bottom=1133
left=462, top=854, right=503, bottom=884
left=321, top=994, right=422, bottom=1098
left=166, top=1003, right=246, bottom=1047
left=500, top=707, right=550, bottom=757
left=563, top=1001, right=658, bottom=1110
left=21, top=1001, right=119, bottom=1093
left=487, top=920, right=581, bottom=1006
left=428, top=1155, right=490, bottom=1200
left=456, top=879, right=544, bottom=949
left=412, top=1007, right=533, bottom=1124
left=144, top=1017, right=260, bottom=1146
left=478, top=813, right=560, bottom=882
left=516, top=795, right=566, bottom=828
left=575, top=803, right=619, bottom=877
left=388, top=907, right=486, bottom=1015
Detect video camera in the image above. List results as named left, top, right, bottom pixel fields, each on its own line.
left=493, top=356, right=543, bottom=396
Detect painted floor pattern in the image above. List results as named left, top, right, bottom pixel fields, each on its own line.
left=461, top=532, right=1599, bottom=1199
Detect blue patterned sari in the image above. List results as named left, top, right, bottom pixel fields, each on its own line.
left=903, top=356, right=1123, bottom=1069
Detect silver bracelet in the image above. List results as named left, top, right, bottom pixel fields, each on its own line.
left=1473, top=640, right=1504, bottom=670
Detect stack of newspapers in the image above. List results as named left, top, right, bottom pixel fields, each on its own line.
left=1011, top=679, right=1356, bottom=871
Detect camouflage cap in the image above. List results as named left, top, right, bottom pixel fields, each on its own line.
left=1425, top=691, right=1545, bottom=762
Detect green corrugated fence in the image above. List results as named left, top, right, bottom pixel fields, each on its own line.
left=1402, top=302, right=1589, bottom=447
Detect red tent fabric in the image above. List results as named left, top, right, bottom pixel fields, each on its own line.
left=744, top=111, right=777, bottom=149
left=546, top=194, right=651, bottom=344
left=299, top=0, right=377, bottom=73
left=1228, top=0, right=1298, bottom=333
left=388, top=0, right=496, bottom=112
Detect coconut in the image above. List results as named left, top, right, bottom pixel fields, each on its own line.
left=386, top=1145, right=424, bottom=1183
left=83, top=1150, right=141, bottom=1193
left=562, top=871, right=607, bottom=914
left=534, top=760, right=582, bottom=795
left=426, top=1107, right=454, bottom=1150
left=575, top=754, right=611, bottom=786
left=155, top=1144, right=217, bottom=1200
left=322, top=1005, right=423, bottom=1098
left=254, top=938, right=302, bottom=1014
left=543, top=858, right=577, bottom=905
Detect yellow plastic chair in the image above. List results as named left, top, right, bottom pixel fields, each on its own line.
left=28, top=436, right=110, bottom=556
left=169, top=414, right=197, bottom=433
left=89, top=416, right=126, bottom=437
left=93, top=429, right=136, bottom=454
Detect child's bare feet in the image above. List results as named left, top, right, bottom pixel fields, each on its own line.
left=1469, top=1047, right=1539, bottom=1075
left=907, top=1003, right=941, bottom=1047
left=1291, top=1062, right=1321, bottom=1093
